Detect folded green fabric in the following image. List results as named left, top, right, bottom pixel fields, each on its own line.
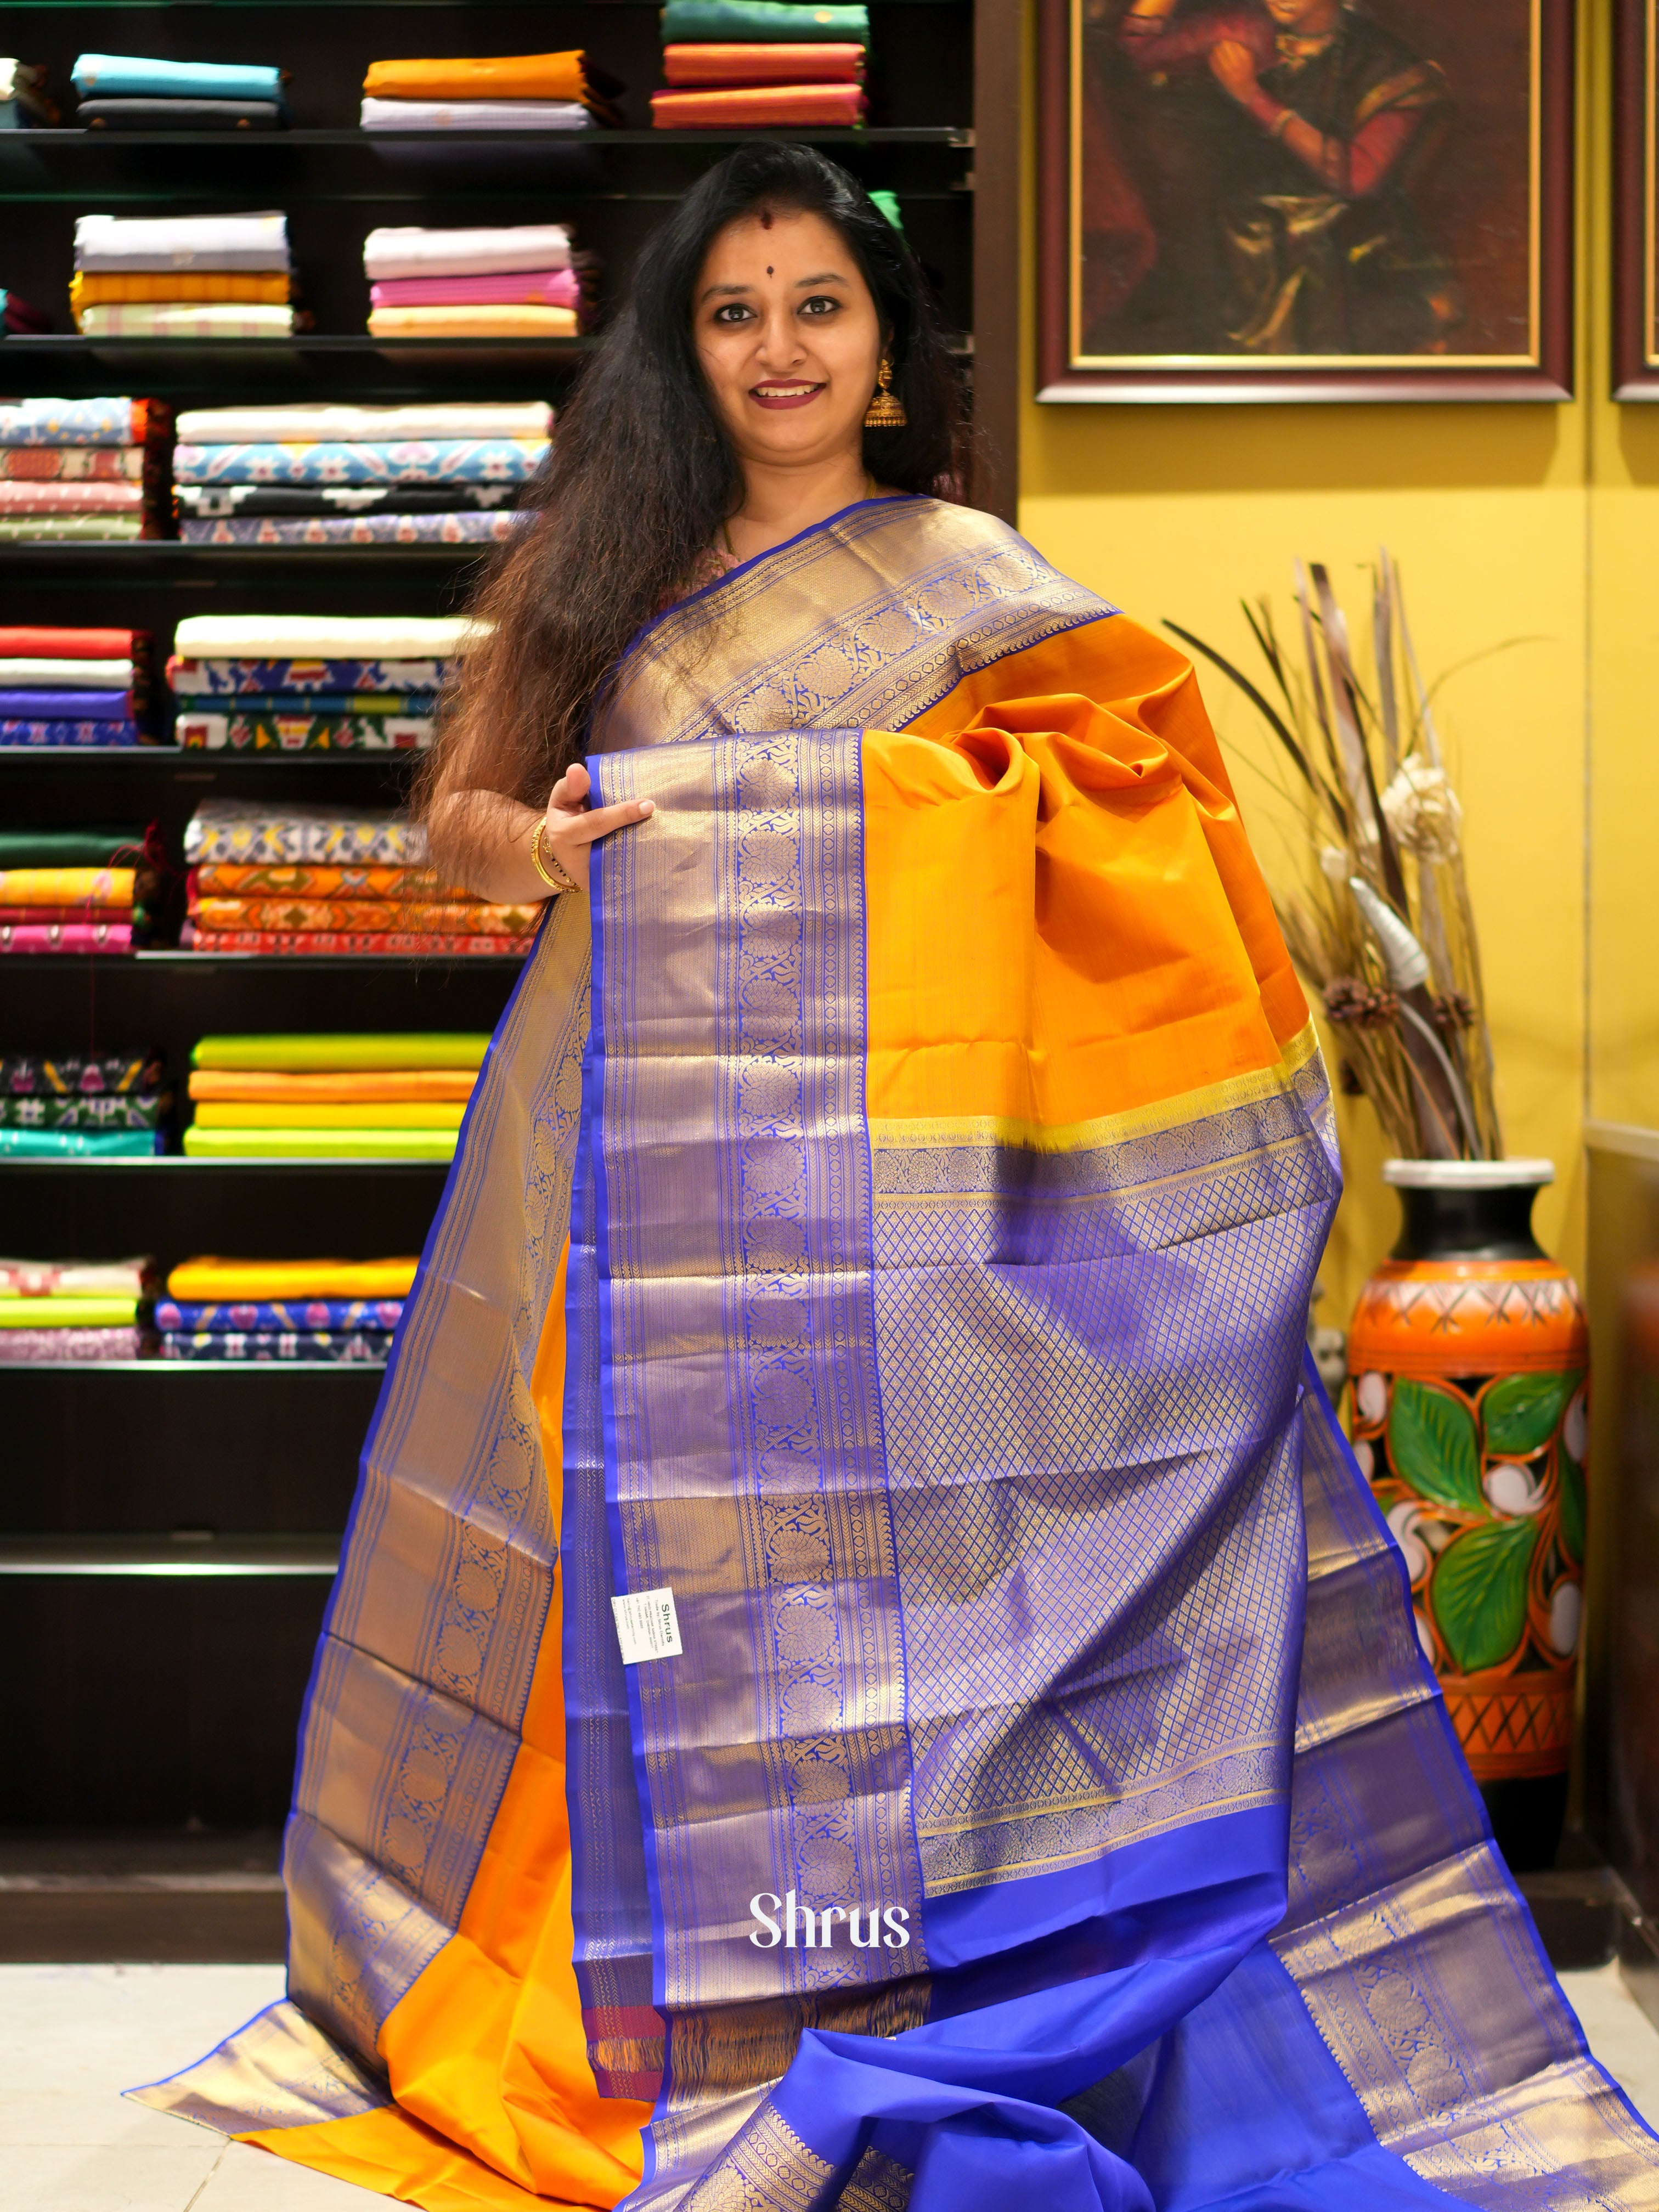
left=659, top=0, right=870, bottom=43
left=191, top=1032, right=491, bottom=1073
left=0, top=1127, right=159, bottom=1157
left=0, top=827, right=150, bottom=867
left=0, top=1295, right=139, bottom=1326
left=182, top=1126, right=458, bottom=1160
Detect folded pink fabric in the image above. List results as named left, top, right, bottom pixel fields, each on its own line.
left=0, top=921, right=132, bottom=952
left=368, top=268, right=580, bottom=310
left=0, top=482, right=145, bottom=515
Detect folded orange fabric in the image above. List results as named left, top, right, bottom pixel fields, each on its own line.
left=662, top=42, right=865, bottom=84
left=70, top=272, right=291, bottom=311
left=650, top=83, right=866, bottom=127
left=189, top=1068, right=477, bottom=1104
left=366, top=305, right=578, bottom=338
left=363, top=52, right=588, bottom=103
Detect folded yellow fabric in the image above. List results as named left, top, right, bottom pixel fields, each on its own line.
left=363, top=52, right=588, bottom=103
left=367, top=305, right=578, bottom=339
left=193, top=1101, right=467, bottom=1130
left=71, top=271, right=291, bottom=310
left=182, top=1128, right=459, bottom=1161
left=0, top=1296, right=138, bottom=1328
left=166, top=1257, right=420, bottom=1300
left=0, top=867, right=134, bottom=909
left=188, top=1069, right=476, bottom=1104
left=191, top=1034, right=490, bottom=1072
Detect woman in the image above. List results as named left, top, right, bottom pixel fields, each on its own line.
left=143, top=148, right=1656, bottom=2210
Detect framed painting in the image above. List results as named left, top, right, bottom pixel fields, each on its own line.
left=1616, top=0, right=1659, bottom=396
left=1037, top=0, right=1575, bottom=402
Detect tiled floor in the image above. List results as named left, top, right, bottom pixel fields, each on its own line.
left=7, top=1958, right=1659, bottom=2209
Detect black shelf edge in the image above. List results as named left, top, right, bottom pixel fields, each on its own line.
left=0, top=1358, right=386, bottom=1372
left=2, top=333, right=593, bottom=359
left=0, top=748, right=426, bottom=765
left=0, top=1156, right=451, bottom=1171
left=0, top=542, right=492, bottom=580
left=0, top=1534, right=341, bottom=1576
left=5, top=126, right=972, bottom=148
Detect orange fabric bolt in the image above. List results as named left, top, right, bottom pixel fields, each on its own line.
left=70, top=271, right=291, bottom=309
left=366, top=306, right=578, bottom=339
left=189, top=1069, right=477, bottom=1104
left=662, top=42, right=866, bottom=84
left=650, top=83, right=866, bottom=126
left=363, top=53, right=589, bottom=103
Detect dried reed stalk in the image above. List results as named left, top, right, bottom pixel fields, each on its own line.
left=1168, top=552, right=1502, bottom=1161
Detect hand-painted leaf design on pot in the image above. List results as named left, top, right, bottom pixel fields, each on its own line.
left=1431, top=1517, right=1541, bottom=1675
left=1387, top=1378, right=1482, bottom=1515
left=1558, top=1448, right=1587, bottom=1567
left=1482, top=1369, right=1583, bottom=1460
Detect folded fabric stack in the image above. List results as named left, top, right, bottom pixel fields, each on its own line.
left=364, top=225, right=584, bottom=342
left=72, top=53, right=289, bottom=133
left=0, top=397, right=166, bottom=540
left=72, top=212, right=292, bottom=338
left=0, top=1046, right=168, bottom=1158
left=0, top=825, right=157, bottom=955
left=182, top=1033, right=487, bottom=1162
left=172, top=402, right=549, bottom=546
left=0, top=1255, right=155, bottom=1362
left=2, top=58, right=59, bottom=128
left=182, top=805, right=537, bottom=955
left=653, top=0, right=870, bottom=128
left=156, top=1252, right=418, bottom=1363
left=169, top=611, right=475, bottom=749
left=360, top=49, right=619, bottom=136
left=0, top=625, right=154, bottom=747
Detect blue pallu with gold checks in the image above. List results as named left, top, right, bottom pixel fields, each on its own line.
left=135, top=498, right=1659, bottom=2211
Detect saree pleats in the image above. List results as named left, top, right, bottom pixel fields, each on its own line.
left=135, top=498, right=1659, bottom=2212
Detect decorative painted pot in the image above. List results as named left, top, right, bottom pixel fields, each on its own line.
left=1347, top=1159, right=1588, bottom=1872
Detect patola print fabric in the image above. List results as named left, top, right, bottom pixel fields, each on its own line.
left=138, top=499, right=1659, bottom=2211
left=171, top=439, right=549, bottom=487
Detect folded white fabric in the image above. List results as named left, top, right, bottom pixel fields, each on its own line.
left=174, top=402, right=552, bottom=443
left=78, top=303, right=295, bottom=337
left=74, top=211, right=291, bottom=273
left=172, top=613, right=487, bottom=659
left=362, top=223, right=572, bottom=281
left=0, top=658, right=133, bottom=687
left=0, top=1258, right=150, bottom=1297
left=359, top=97, right=591, bottom=131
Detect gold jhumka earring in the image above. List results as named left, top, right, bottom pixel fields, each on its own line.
left=862, top=354, right=907, bottom=428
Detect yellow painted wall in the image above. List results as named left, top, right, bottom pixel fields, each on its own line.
left=1010, top=0, right=1659, bottom=1328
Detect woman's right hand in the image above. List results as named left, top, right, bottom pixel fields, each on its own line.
left=538, top=761, right=654, bottom=894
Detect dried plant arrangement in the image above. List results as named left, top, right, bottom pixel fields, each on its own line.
left=1169, top=555, right=1500, bottom=1161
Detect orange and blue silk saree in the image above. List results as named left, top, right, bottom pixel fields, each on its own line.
left=138, top=496, right=1659, bottom=2210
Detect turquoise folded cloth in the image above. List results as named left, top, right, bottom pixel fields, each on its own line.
left=72, top=54, right=286, bottom=104
left=0, top=1127, right=161, bottom=1158
left=658, top=1, right=870, bottom=43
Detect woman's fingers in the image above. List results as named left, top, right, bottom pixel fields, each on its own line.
left=559, top=797, right=654, bottom=847
left=549, top=761, right=591, bottom=810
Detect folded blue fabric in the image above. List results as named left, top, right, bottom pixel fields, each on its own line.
left=0, top=690, right=131, bottom=719
left=72, top=54, right=286, bottom=105
left=0, top=721, right=144, bottom=746
left=154, top=1297, right=405, bottom=1333
left=173, top=438, right=548, bottom=488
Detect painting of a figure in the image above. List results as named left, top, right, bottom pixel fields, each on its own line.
left=1041, top=0, right=1573, bottom=397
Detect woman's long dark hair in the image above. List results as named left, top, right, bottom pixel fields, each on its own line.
left=417, top=144, right=965, bottom=864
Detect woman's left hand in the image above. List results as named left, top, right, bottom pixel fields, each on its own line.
left=537, top=761, right=654, bottom=895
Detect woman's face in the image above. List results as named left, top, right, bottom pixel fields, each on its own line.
left=693, top=207, right=883, bottom=475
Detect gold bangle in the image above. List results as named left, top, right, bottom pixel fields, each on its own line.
left=529, top=817, right=576, bottom=896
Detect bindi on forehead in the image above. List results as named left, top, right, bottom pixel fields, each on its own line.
left=766, top=266, right=774, bottom=276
